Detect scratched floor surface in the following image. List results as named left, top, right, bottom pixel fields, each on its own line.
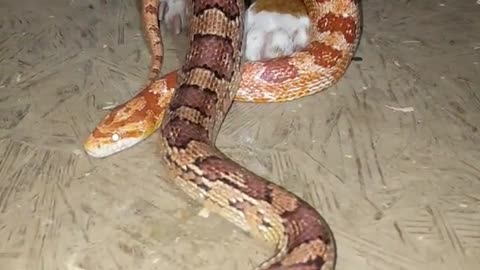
left=1, top=0, right=479, bottom=269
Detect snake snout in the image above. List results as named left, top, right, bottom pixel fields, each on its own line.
left=83, top=132, right=144, bottom=158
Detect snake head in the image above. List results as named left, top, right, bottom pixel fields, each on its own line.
left=83, top=123, right=148, bottom=158
left=83, top=96, right=159, bottom=158
left=83, top=77, right=175, bottom=158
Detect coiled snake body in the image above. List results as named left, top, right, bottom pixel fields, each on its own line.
left=85, top=0, right=361, bottom=269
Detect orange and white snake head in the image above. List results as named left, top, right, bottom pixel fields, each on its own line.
left=83, top=95, right=161, bottom=158
left=83, top=75, right=175, bottom=158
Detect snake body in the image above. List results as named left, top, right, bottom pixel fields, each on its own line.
left=84, top=0, right=361, bottom=158
left=86, top=0, right=361, bottom=269
left=162, top=0, right=334, bottom=268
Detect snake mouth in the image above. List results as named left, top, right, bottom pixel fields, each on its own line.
left=83, top=135, right=142, bottom=158
left=83, top=122, right=156, bottom=158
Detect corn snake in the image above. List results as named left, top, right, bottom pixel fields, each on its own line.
left=84, top=0, right=361, bottom=158
left=85, top=0, right=361, bottom=269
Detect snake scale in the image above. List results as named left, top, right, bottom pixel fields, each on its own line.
left=86, top=0, right=362, bottom=269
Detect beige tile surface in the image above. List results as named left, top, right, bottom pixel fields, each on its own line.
left=1, top=0, right=479, bottom=269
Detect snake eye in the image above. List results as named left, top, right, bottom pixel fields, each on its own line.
left=111, top=133, right=120, bottom=142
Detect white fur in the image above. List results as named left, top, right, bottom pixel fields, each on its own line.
left=244, top=4, right=310, bottom=61
left=158, top=0, right=310, bottom=60
left=159, top=0, right=188, bottom=34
